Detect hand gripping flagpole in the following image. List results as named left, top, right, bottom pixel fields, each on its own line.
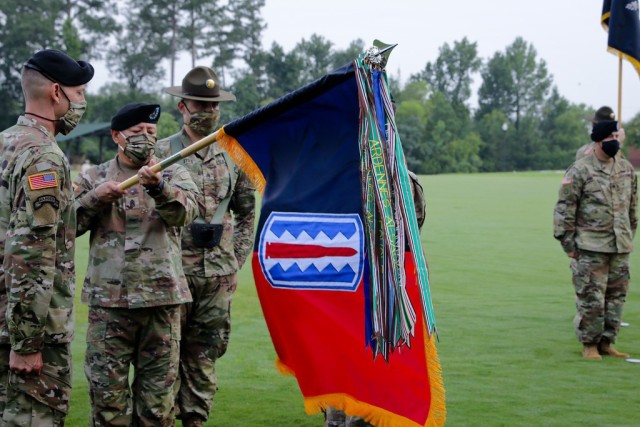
left=118, top=129, right=221, bottom=190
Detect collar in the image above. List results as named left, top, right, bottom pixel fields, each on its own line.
left=17, top=115, right=56, bottom=141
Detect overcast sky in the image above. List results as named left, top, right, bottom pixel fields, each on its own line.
left=93, top=0, right=640, bottom=121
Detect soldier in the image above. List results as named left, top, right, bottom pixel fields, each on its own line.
left=554, top=117, right=637, bottom=360
left=0, top=48, right=93, bottom=426
left=575, top=106, right=625, bottom=161
left=156, top=66, right=256, bottom=427
left=74, top=103, right=199, bottom=425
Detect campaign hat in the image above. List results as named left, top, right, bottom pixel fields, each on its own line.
left=111, top=103, right=161, bottom=131
left=24, top=49, right=94, bottom=86
left=591, top=106, right=616, bottom=123
left=165, top=66, right=235, bottom=102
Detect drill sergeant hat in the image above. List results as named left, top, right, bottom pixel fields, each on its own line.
left=164, top=66, right=236, bottom=102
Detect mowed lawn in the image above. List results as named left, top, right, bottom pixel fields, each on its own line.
left=66, top=172, right=640, bottom=426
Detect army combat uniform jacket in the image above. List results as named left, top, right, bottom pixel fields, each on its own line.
left=554, top=153, right=638, bottom=254
left=74, top=156, right=200, bottom=308
left=156, top=131, right=255, bottom=277
left=0, top=116, right=76, bottom=353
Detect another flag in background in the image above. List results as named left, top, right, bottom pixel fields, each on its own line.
left=602, top=0, right=640, bottom=76
left=216, top=55, right=445, bottom=426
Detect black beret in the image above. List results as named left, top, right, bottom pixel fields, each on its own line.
left=111, top=103, right=161, bottom=131
left=24, top=49, right=94, bottom=86
left=590, top=120, right=618, bottom=142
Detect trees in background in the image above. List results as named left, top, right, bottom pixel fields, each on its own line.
left=1, top=2, right=637, bottom=170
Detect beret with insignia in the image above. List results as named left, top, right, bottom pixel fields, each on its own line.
left=111, top=103, right=161, bottom=131
left=24, top=49, right=94, bottom=86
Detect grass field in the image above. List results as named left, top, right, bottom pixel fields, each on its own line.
left=65, top=172, right=640, bottom=426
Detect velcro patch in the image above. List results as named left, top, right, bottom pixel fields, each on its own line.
left=562, top=176, right=572, bottom=185
left=28, top=172, right=58, bottom=190
left=34, top=195, right=60, bottom=210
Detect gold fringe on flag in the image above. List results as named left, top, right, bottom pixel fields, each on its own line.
left=297, top=332, right=445, bottom=427
left=216, top=127, right=266, bottom=193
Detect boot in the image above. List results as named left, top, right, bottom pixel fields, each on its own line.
left=582, top=344, right=602, bottom=360
left=599, top=342, right=630, bottom=358
left=182, top=414, right=204, bottom=427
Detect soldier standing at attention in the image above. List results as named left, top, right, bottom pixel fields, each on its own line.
left=575, top=106, right=625, bottom=161
left=0, top=49, right=93, bottom=426
left=74, top=103, right=199, bottom=426
left=156, top=66, right=256, bottom=427
left=554, top=117, right=637, bottom=360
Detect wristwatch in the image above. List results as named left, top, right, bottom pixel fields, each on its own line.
left=144, top=179, right=164, bottom=197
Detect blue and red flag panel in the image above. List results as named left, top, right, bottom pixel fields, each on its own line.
left=217, top=61, right=445, bottom=427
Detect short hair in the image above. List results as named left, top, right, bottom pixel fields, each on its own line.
left=21, top=66, right=54, bottom=101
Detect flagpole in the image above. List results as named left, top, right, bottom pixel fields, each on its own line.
left=118, top=129, right=221, bottom=190
left=618, top=55, right=623, bottom=125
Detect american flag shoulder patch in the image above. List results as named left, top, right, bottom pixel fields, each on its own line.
left=27, top=171, right=59, bottom=190
left=562, top=176, right=572, bottom=185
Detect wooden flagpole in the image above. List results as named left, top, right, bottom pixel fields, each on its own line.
left=618, top=56, right=623, bottom=125
left=119, top=129, right=221, bottom=190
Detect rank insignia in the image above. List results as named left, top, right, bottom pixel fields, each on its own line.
left=28, top=172, right=59, bottom=190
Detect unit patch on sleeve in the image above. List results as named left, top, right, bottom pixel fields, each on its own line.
left=28, top=171, right=59, bottom=190
left=34, top=195, right=60, bottom=210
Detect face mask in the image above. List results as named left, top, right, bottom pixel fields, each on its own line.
left=601, top=139, right=620, bottom=158
left=57, top=89, right=86, bottom=135
left=184, top=103, right=220, bottom=136
left=121, top=133, right=157, bottom=166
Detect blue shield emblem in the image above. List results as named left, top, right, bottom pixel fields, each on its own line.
left=258, top=212, right=365, bottom=291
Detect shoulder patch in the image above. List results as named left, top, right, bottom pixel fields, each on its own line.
left=28, top=171, right=58, bottom=190
left=35, top=162, right=52, bottom=172
left=34, top=195, right=60, bottom=210
left=562, top=176, right=572, bottom=185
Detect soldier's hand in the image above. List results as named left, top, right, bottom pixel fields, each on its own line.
left=9, top=350, right=43, bottom=375
left=567, top=251, right=577, bottom=259
left=95, top=181, right=127, bottom=203
left=138, top=160, right=161, bottom=188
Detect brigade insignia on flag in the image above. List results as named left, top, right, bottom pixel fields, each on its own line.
left=27, top=172, right=58, bottom=190
left=258, top=212, right=364, bottom=291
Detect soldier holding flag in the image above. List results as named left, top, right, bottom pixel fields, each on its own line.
left=74, top=103, right=199, bottom=425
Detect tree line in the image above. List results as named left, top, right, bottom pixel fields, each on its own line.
left=2, top=1, right=639, bottom=172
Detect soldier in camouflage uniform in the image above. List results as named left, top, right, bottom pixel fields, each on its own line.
left=156, top=66, right=255, bottom=427
left=0, top=49, right=93, bottom=426
left=554, top=117, right=637, bottom=360
left=74, top=103, right=199, bottom=426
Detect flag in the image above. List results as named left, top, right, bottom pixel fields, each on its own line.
left=602, top=0, right=640, bottom=76
left=217, top=53, right=445, bottom=427
left=27, top=171, right=58, bottom=190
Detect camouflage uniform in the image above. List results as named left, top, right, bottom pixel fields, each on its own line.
left=74, top=155, right=199, bottom=426
left=155, top=131, right=255, bottom=423
left=575, top=142, right=594, bottom=161
left=0, top=116, right=75, bottom=423
left=554, top=153, right=637, bottom=345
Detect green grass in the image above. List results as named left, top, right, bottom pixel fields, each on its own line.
left=65, top=172, right=640, bottom=426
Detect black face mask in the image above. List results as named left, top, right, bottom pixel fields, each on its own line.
left=601, top=139, right=620, bottom=158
